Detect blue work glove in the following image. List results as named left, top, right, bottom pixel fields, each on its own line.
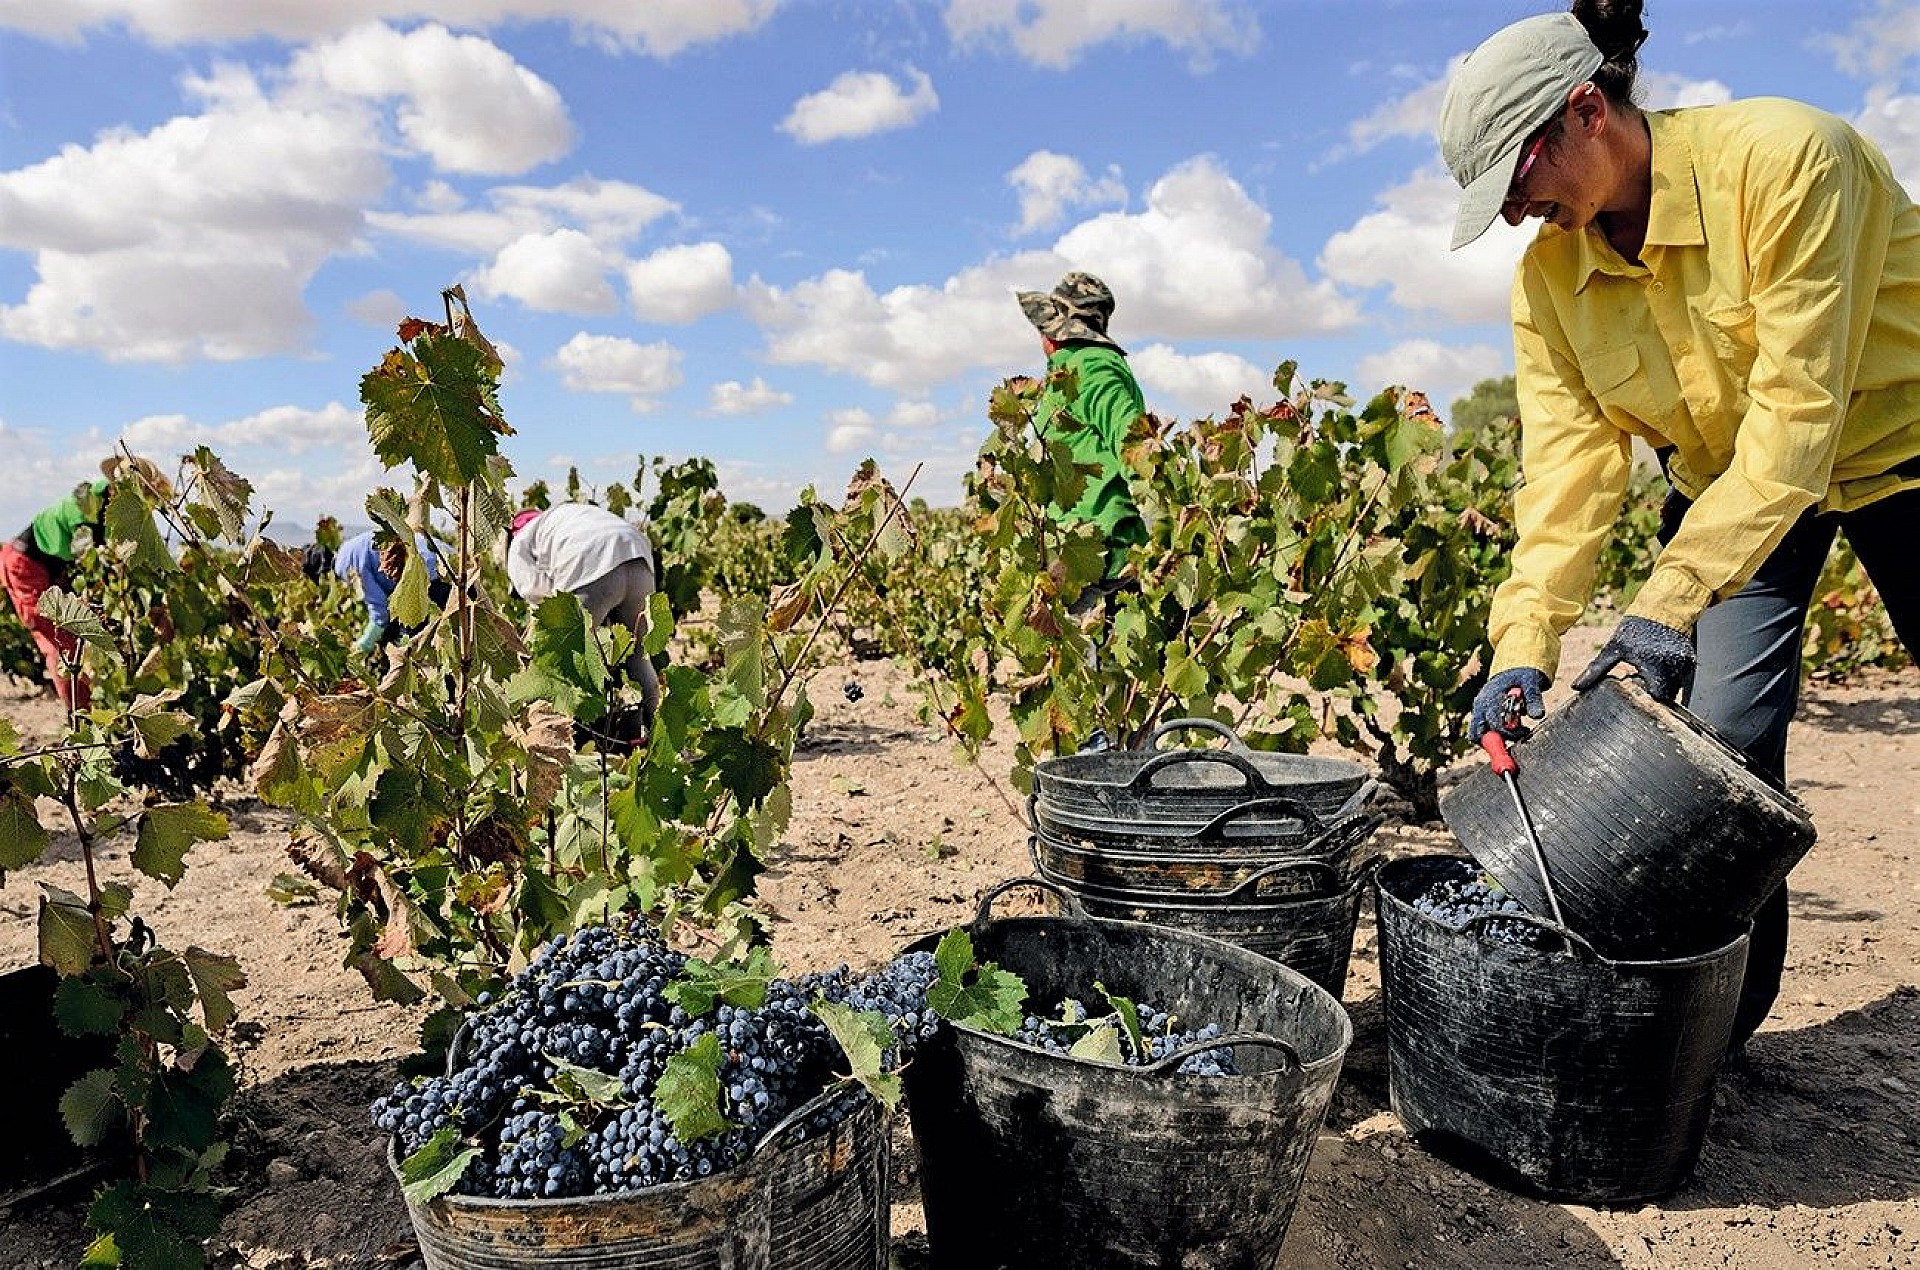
left=1469, top=667, right=1550, bottom=742
left=1571, top=616, right=1695, bottom=702
left=353, top=618, right=385, bottom=656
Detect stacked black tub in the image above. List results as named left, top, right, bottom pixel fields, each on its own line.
left=1378, top=677, right=1818, bottom=1202
left=1027, top=719, right=1382, bottom=999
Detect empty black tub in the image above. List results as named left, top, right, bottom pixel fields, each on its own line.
left=1441, top=676, right=1814, bottom=957
left=901, top=880, right=1350, bottom=1270
left=1035, top=855, right=1374, bottom=1001
left=1033, top=717, right=1369, bottom=834
left=1374, top=855, right=1748, bottom=1204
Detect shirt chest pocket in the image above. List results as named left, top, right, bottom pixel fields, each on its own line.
left=1575, top=341, right=1671, bottom=436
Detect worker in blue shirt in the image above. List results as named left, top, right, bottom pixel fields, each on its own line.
left=334, top=529, right=446, bottom=653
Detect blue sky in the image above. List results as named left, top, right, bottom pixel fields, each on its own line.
left=1, top=1, right=1916, bottom=534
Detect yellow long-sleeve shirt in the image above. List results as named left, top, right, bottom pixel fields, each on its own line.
left=1491, top=98, right=1920, bottom=677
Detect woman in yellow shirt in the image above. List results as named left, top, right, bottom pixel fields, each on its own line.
left=1442, top=0, right=1920, bottom=1046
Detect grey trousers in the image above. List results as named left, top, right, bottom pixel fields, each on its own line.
left=574, top=556, right=661, bottom=722
left=1670, top=484, right=1920, bottom=1044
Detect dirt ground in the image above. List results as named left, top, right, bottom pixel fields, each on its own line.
left=1, top=624, right=1915, bottom=1270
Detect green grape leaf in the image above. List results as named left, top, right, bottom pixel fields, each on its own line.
left=1095, top=982, right=1147, bottom=1061
left=130, top=694, right=195, bottom=759
left=40, top=884, right=102, bottom=976
left=361, top=331, right=512, bottom=486
left=390, top=550, right=431, bottom=629
left=142, top=1047, right=234, bottom=1154
left=926, top=928, right=1027, bottom=1035
left=706, top=729, right=782, bottom=811
left=60, top=1067, right=123, bottom=1147
left=0, top=716, right=18, bottom=754
left=811, top=999, right=902, bottom=1111
left=87, top=1180, right=221, bottom=1270
left=133, top=803, right=229, bottom=889
left=183, top=947, right=247, bottom=1034
left=188, top=446, right=255, bottom=542
left=507, top=594, right=608, bottom=722
left=54, top=973, right=126, bottom=1037
left=547, top=1057, right=628, bottom=1106
left=399, top=1124, right=484, bottom=1207
left=656, top=1031, right=729, bottom=1143
left=668, top=945, right=779, bottom=1016
left=39, top=588, right=108, bottom=642
left=104, top=488, right=175, bottom=574
left=0, top=778, right=50, bottom=869
left=1068, top=1025, right=1124, bottom=1065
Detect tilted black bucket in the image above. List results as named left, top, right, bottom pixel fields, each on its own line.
left=1027, top=797, right=1380, bottom=899
left=1441, top=676, right=1815, bottom=958
left=1374, top=855, right=1748, bottom=1203
left=1033, top=718, right=1370, bottom=834
left=393, top=1073, right=886, bottom=1269
left=902, top=880, right=1350, bottom=1270
left=1034, top=853, right=1377, bottom=1001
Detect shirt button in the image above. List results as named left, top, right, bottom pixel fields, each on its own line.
left=1652, top=281, right=1665, bottom=292
left=1676, top=341, right=1691, bottom=355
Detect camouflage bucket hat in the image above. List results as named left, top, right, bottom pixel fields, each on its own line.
left=1016, top=271, right=1122, bottom=351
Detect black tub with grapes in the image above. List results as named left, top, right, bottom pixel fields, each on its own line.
left=901, top=880, right=1350, bottom=1270
left=1375, top=855, right=1749, bottom=1203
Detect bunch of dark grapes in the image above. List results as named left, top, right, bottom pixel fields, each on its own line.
left=1407, top=860, right=1552, bottom=948
left=841, top=679, right=864, bottom=704
left=1014, top=997, right=1239, bottom=1077
left=372, top=917, right=933, bottom=1201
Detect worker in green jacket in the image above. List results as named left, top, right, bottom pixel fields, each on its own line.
left=2, top=474, right=111, bottom=709
left=1016, top=270, right=1149, bottom=604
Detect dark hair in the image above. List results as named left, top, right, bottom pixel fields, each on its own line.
left=301, top=542, right=335, bottom=582
left=1571, top=0, right=1648, bottom=103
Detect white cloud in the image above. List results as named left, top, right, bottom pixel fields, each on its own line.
left=1129, top=344, right=1271, bottom=418
left=549, top=332, right=684, bottom=410
left=824, top=400, right=939, bottom=453
left=1858, top=87, right=1920, bottom=196
left=945, top=0, right=1254, bottom=70
left=472, top=229, right=620, bottom=313
left=779, top=68, right=939, bottom=144
left=708, top=377, right=793, bottom=415
left=346, top=288, right=409, bottom=328
left=1354, top=340, right=1508, bottom=417
left=2, top=0, right=783, bottom=54
left=293, top=23, right=572, bottom=175
left=1007, top=150, right=1126, bottom=235
left=1344, top=69, right=1454, bottom=157
left=0, top=23, right=591, bottom=363
left=1055, top=156, right=1362, bottom=339
left=626, top=242, right=737, bottom=322
left=1816, top=0, right=1920, bottom=82
left=1638, top=72, right=1733, bottom=110
left=119, top=402, right=368, bottom=457
left=1319, top=166, right=1525, bottom=325
left=746, top=155, right=1354, bottom=389
left=369, top=175, right=678, bottom=256
left=0, top=64, right=381, bottom=361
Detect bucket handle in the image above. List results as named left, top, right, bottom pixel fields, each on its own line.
left=1133, top=1031, right=1302, bottom=1078
left=973, top=875, right=1088, bottom=924
left=1331, top=778, right=1381, bottom=822
left=1457, top=910, right=1600, bottom=960
left=1145, top=716, right=1251, bottom=753
left=1127, top=746, right=1287, bottom=796
left=1212, top=857, right=1347, bottom=902
left=1187, top=795, right=1325, bottom=841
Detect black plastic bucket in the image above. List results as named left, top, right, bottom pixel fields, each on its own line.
left=1033, top=717, right=1369, bottom=832
left=763, top=1088, right=890, bottom=1270
left=1042, top=860, right=1374, bottom=1001
left=901, top=879, right=1350, bottom=1270
left=1027, top=800, right=1380, bottom=899
left=393, top=1083, right=886, bottom=1270
left=1441, top=676, right=1815, bottom=958
left=1374, top=855, right=1748, bottom=1203
left=0, top=965, right=123, bottom=1206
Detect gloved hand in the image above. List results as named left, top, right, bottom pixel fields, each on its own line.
left=1469, top=666, right=1550, bottom=742
left=1572, top=615, right=1694, bottom=702
left=353, top=619, right=385, bottom=656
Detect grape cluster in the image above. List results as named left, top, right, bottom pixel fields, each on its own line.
left=372, top=916, right=928, bottom=1201
left=1406, top=860, right=1553, bottom=948
left=841, top=679, right=864, bottom=703
left=1013, top=997, right=1239, bottom=1077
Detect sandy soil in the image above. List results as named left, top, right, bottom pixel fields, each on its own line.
left=1, top=625, right=1915, bottom=1270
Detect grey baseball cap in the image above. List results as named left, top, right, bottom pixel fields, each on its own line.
left=1439, top=13, right=1603, bottom=250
